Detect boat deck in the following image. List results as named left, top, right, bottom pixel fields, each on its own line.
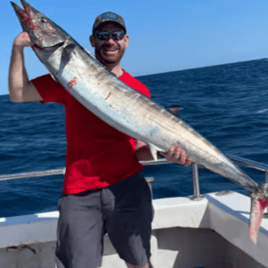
left=0, top=191, right=268, bottom=268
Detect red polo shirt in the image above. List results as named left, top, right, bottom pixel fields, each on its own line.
left=32, top=70, right=151, bottom=194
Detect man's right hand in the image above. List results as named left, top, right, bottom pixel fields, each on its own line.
left=13, top=32, right=34, bottom=48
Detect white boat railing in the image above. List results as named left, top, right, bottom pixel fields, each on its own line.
left=0, top=159, right=169, bottom=182
left=1, top=154, right=268, bottom=203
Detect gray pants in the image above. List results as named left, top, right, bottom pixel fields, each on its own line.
left=55, top=172, right=153, bottom=268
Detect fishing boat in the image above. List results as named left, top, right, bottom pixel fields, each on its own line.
left=0, top=155, right=268, bottom=268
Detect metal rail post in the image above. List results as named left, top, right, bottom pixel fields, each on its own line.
left=191, top=163, right=204, bottom=201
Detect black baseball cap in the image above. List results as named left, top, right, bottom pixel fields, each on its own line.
left=92, top=12, right=126, bottom=34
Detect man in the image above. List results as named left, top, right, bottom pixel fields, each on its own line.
left=9, top=11, right=192, bottom=268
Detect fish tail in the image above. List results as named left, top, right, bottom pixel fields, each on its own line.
left=249, top=183, right=268, bottom=244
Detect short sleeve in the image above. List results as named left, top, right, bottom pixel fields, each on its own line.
left=31, top=74, right=67, bottom=105
left=119, top=70, right=151, bottom=98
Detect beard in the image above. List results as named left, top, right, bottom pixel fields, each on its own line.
left=95, top=43, right=125, bottom=66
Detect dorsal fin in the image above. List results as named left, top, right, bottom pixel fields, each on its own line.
left=166, top=106, right=183, bottom=117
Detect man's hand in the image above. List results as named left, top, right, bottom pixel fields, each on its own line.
left=13, top=32, right=34, bottom=48
left=161, top=145, right=192, bottom=166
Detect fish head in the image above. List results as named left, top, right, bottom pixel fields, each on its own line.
left=11, top=0, right=68, bottom=49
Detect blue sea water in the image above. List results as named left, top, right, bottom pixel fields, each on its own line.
left=1, top=59, right=268, bottom=218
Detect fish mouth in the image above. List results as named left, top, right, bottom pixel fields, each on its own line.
left=11, top=0, right=38, bottom=32
left=11, top=0, right=66, bottom=48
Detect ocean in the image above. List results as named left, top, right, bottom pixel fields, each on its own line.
left=1, top=59, right=268, bottom=218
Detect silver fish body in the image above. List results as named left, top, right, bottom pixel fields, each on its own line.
left=41, top=37, right=260, bottom=193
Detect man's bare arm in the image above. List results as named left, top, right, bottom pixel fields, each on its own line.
left=8, top=32, right=43, bottom=103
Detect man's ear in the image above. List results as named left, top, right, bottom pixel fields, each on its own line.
left=124, top=34, right=129, bottom=48
left=89, top=35, right=95, bottom=47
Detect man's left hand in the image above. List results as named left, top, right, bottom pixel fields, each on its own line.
left=161, top=145, right=192, bottom=166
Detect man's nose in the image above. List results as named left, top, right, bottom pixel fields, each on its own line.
left=106, top=37, right=116, bottom=43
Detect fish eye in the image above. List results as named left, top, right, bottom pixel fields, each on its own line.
left=40, top=17, right=47, bottom=23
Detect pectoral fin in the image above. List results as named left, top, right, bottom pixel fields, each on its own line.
left=58, top=37, right=76, bottom=76
left=148, top=143, right=164, bottom=161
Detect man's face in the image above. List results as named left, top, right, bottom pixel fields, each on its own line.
left=90, top=23, right=129, bottom=67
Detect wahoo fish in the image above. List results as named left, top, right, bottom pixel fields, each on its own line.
left=11, top=0, right=268, bottom=243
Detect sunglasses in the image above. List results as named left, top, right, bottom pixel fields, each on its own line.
left=94, top=30, right=125, bottom=41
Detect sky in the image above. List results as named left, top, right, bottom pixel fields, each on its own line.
left=1, top=0, right=268, bottom=96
